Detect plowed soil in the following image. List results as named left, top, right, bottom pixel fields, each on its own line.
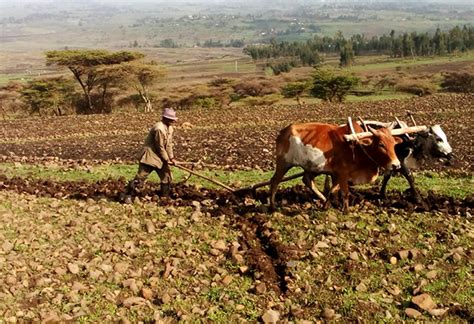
left=1, top=94, right=473, bottom=171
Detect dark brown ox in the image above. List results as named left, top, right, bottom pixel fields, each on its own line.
left=269, top=120, right=402, bottom=213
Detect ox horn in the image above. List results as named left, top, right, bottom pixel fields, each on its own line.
left=407, top=111, right=417, bottom=127
left=357, top=116, right=368, bottom=132
left=394, top=116, right=404, bottom=128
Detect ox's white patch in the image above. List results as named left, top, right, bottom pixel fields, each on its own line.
left=284, top=136, right=326, bottom=172
left=431, top=125, right=452, bottom=155
left=404, top=153, right=419, bottom=169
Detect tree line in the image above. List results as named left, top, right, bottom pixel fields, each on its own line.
left=244, top=25, right=474, bottom=67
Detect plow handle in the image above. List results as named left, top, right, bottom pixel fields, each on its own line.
left=173, top=163, right=236, bottom=193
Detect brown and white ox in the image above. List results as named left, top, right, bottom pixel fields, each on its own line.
left=269, top=120, right=403, bottom=213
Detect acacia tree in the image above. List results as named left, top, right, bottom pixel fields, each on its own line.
left=20, top=77, right=75, bottom=116
left=119, top=62, right=165, bottom=112
left=45, top=50, right=144, bottom=113
left=310, top=67, right=359, bottom=102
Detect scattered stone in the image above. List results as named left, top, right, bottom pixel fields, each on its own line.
left=221, top=275, right=233, bottom=286
left=141, top=288, right=153, bottom=300
left=409, top=249, right=420, bottom=259
left=413, top=264, right=424, bottom=272
left=213, top=240, right=227, bottom=251
left=255, top=283, right=267, bottom=294
left=239, top=266, right=249, bottom=274
left=235, top=304, right=245, bottom=311
left=428, top=308, right=448, bottom=317
left=405, top=308, right=422, bottom=318
left=209, top=249, right=221, bottom=256
left=356, top=282, right=367, bottom=292
left=122, top=297, right=146, bottom=308
left=426, top=270, right=438, bottom=279
left=114, top=262, right=129, bottom=274
left=314, top=241, right=329, bottom=249
left=232, top=253, right=244, bottom=265
left=160, top=293, right=172, bottom=304
left=145, top=220, right=156, bottom=234
left=2, top=241, right=14, bottom=253
left=452, top=252, right=462, bottom=262
left=322, top=308, right=335, bottom=320
left=67, top=263, right=80, bottom=274
left=398, top=250, right=409, bottom=260
left=386, top=285, right=401, bottom=296
left=412, top=293, right=436, bottom=311
left=71, top=281, right=87, bottom=291
left=349, top=252, right=359, bottom=261
left=262, top=309, right=280, bottom=323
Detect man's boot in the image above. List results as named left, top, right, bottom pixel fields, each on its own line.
left=123, top=178, right=142, bottom=204
left=161, top=183, right=171, bottom=197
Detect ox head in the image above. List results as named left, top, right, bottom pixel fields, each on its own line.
left=359, top=126, right=403, bottom=170
left=416, top=125, right=453, bottom=161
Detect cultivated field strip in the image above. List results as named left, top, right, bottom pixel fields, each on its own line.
left=1, top=94, right=472, bottom=171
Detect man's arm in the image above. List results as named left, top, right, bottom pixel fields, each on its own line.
left=155, top=128, right=171, bottom=163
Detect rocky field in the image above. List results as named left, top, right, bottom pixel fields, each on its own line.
left=0, top=94, right=473, bottom=322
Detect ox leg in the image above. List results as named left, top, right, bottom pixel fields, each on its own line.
left=269, top=161, right=291, bottom=210
left=323, top=181, right=340, bottom=210
left=400, top=164, right=422, bottom=202
left=339, top=179, right=351, bottom=214
left=302, top=172, right=326, bottom=202
left=380, top=170, right=392, bottom=198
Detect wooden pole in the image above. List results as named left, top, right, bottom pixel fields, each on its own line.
left=173, top=164, right=236, bottom=193
left=344, top=125, right=427, bottom=141
left=247, top=172, right=305, bottom=190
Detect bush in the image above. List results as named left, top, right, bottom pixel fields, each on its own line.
left=240, top=94, right=283, bottom=106
left=310, top=67, right=359, bottom=102
left=233, top=79, right=280, bottom=97
left=281, top=81, right=309, bottom=98
left=395, top=81, right=437, bottom=96
left=440, top=72, right=474, bottom=93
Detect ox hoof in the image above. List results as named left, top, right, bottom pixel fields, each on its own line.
left=124, top=195, right=133, bottom=204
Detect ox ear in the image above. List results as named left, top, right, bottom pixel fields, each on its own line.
left=359, top=138, right=373, bottom=146
left=394, top=136, right=403, bottom=144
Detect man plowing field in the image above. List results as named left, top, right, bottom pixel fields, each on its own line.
left=123, top=108, right=178, bottom=204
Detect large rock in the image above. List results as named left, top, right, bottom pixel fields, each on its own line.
left=262, top=309, right=280, bottom=323
left=412, top=293, right=436, bottom=311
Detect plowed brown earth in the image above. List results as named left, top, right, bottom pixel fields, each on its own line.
left=1, top=175, right=472, bottom=216
left=1, top=94, right=473, bottom=171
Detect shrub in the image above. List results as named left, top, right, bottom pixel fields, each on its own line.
left=440, top=72, right=474, bottom=93
left=310, top=67, right=359, bottom=102
left=281, top=81, right=309, bottom=98
left=233, top=79, right=280, bottom=97
left=395, top=81, right=437, bottom=96
left=240, top=94, right=283, bottom=106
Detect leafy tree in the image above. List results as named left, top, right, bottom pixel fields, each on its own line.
left=45, top=50, right=144, bottom=113
left=339, top=43, right=355, bottom=67
left=20, top=77, right=75, bottom=115
left=119, top=62, right=166, bottom=112
left=281, top=81, right=309, bottom=106
left=159, top=39, right=178, bottom=48
left=310, top=67, right=359, bottom=102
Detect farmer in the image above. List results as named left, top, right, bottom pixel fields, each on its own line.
left=124, top=108, right=178, bottom=203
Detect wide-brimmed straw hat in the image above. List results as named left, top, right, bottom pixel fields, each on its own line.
left=162, top=108, right=178, bottom=121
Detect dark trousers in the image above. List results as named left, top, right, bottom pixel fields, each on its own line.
left=126, top=163, right=172, bottom=195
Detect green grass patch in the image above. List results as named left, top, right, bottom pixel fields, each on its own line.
left=0, top=162, right=471, bottom=198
